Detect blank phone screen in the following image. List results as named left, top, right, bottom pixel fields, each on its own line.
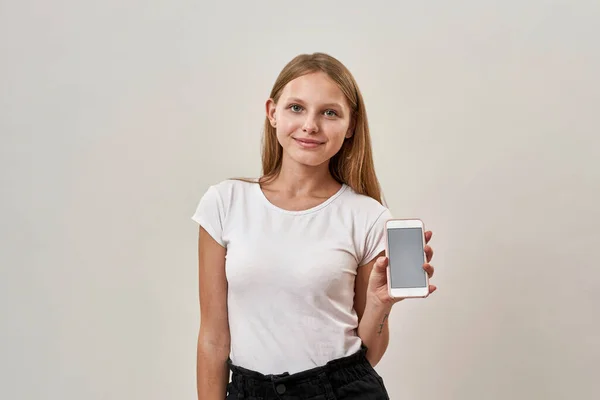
left=388, top=227, right=427, bottom=288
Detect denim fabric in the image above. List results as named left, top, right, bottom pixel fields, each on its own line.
left=226, top=347, right=390, bottom=400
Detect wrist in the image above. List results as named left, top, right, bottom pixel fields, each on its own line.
left=360, top=295, right=393, bottom=343
left=366, top=294, right=393, bottom=315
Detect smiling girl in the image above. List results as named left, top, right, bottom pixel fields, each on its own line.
left=192, top=52, right=436, bottom=400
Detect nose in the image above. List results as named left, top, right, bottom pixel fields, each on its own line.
left=302, top=114, right=319, bottom=134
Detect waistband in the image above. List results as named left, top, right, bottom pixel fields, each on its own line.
left=227, top=345, right=373, bottom=386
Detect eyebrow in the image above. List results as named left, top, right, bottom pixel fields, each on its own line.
left=286, top=97, right=344, bottom=109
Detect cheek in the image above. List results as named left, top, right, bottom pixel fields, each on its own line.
left=275, top=121, right=295, bottom=143
left=275, top=115, right=300, bottom=134
left=275, top=114, right=350, bottom=141
left=326, top=121, right=350, bottom=142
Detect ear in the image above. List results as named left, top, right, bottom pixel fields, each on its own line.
left=266, top=98, right=277, bottom=127
left=345, top=118, right=356, bottom=138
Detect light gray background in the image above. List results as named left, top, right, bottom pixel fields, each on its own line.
left=1, top=1, right=599, bottom=399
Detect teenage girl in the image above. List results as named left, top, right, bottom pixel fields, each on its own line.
left=193, top=52, right=436, bottom=400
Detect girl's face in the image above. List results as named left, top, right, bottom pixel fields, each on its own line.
left=267, top=71, right=354, bottom=169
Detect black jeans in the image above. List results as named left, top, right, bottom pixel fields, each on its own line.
left=226, top=346, right=390, bottom=400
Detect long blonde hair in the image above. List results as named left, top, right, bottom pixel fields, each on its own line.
left=249, top=52, right=384, bottom=204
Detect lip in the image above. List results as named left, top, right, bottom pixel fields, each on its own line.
left=293, top=138, right=324, bottom=149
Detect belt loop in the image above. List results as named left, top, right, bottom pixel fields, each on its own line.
left=318, top=372, right=335, bottom=400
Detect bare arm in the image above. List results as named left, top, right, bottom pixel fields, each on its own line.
left=196, top=226, right=230, bottom=400
left=354, top=251, right=391, bottom=367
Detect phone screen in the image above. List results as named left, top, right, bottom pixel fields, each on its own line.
left=387, top=227, right=427, bottom=288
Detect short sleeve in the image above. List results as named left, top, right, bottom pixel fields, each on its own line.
left=359, top=208, right=393, bottom=266
left=191, top=185, right=226, bottom=247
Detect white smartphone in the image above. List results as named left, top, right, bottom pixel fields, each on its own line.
left=385, top=219, right=429, bottom=299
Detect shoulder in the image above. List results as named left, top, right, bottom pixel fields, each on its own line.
left=193, top=178, right=258, bottom=218
left=205, top=178, right=258, bottom=201
left=192, top=178, right=260, bottom=242
left=339, top=184, right=392, bottom=223
left=337, top=186, right=393, bottom=265
left=209, top=178, right=258, bottom=192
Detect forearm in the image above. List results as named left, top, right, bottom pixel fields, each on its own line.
left=196, top=334, right=230, bottom=400
left=357, top=297, right=392, bottom=367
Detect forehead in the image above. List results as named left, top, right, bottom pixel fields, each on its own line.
left=280, top=71, right=348, bottom=107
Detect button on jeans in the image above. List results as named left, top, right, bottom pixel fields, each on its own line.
left=226, top=346, right=390, bottom=400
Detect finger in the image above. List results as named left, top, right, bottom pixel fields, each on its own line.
left=375, top=256, right=388, bottom=270
left=423, top=263, right=434, bottom=278
left=429, top=284, right=437, bottom=294
left=424, top=245, right=434, bottom=262
left=424, top=231, right=433, bottom=244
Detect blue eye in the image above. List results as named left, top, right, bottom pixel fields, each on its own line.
left=324, top=110, right=338, bottom=117
left=290, top=104, right=303, bottom=112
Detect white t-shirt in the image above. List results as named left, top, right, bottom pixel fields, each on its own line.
left=192, top=179, right=393, bottom=375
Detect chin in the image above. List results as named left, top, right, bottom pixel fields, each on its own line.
left=288, top=151, right=331, bottom=168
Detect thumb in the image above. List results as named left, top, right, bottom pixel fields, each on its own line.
left=372, top=256, right=388, bottom=275
left=368, top=256, right=389, bottom=288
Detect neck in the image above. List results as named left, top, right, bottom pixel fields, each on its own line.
left=267, top=157, right=339, bottom=196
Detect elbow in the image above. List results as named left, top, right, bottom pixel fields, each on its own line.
left=198, top=327, right=231, bottom=358
left=366, top=340, right=388, bottom=367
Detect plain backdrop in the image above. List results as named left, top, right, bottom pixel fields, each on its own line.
left=1, top=1, right=599, bottom=399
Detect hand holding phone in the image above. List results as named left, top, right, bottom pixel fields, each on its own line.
left=385, top=219, right=434, bottom=299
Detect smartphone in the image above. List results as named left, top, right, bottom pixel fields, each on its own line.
left=385, top=219, right=429, bottom=298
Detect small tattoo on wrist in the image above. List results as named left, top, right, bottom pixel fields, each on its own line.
left=377, top=313, right=389, bottom=334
